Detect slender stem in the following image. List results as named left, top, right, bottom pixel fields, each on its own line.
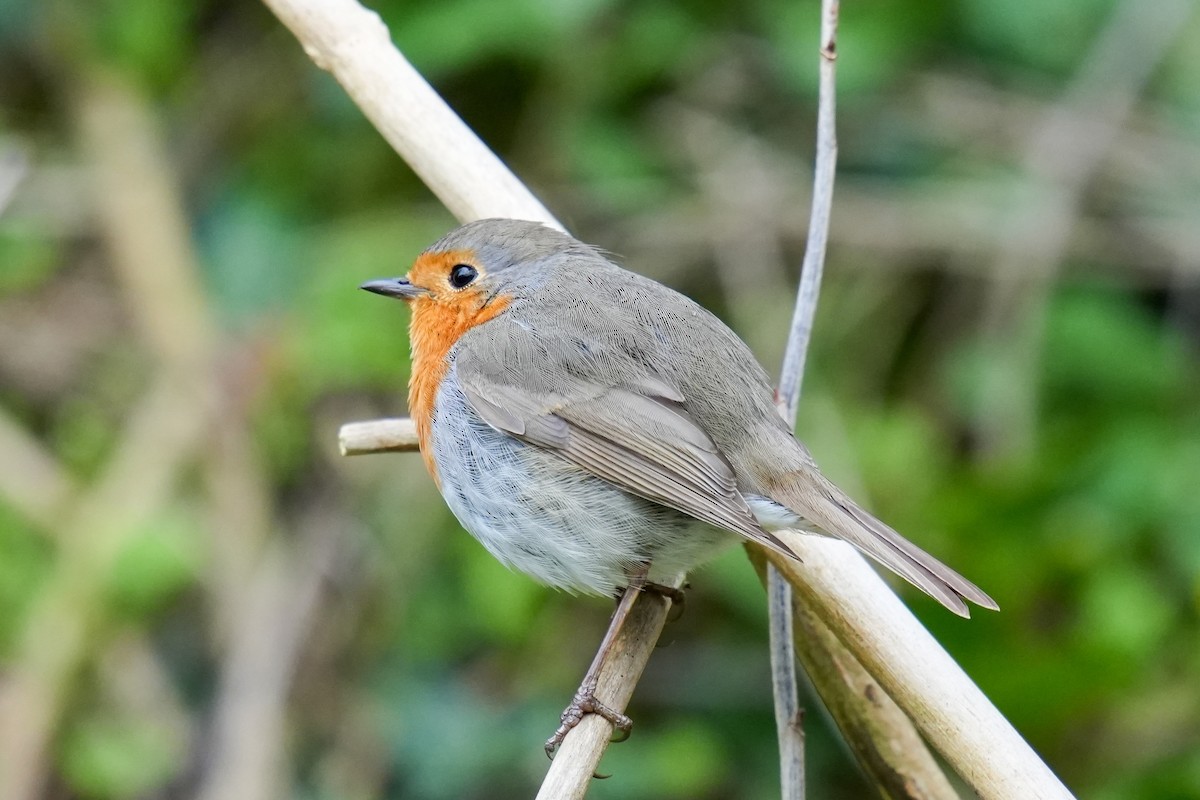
left=767, top=563, right=805, bottom=797
left=768, top=3, right=839, bottom=797
left=778, top=0, right=839, bottom=426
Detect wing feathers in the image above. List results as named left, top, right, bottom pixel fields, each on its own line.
left=455, top=348, right=796, bottom=560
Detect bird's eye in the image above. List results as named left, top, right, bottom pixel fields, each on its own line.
left=449, top=264, right=478, bottom=289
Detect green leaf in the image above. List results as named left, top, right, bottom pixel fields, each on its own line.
left=106, top=509, right=203, bottom=619
left=60, top=716, right=181, bottom=799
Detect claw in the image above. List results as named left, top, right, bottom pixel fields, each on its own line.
left=544, top=686, right=634, bottom=759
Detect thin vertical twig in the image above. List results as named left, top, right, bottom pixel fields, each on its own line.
left=767, top=565, right=805, bottom=797
left=778, top=0, right=839, bottom=421
left=769, top=3, right=839, bottom=797
left=0, top=72, right=220, bottom=800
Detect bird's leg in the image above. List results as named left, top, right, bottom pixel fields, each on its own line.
left=641, top=580, right=688, bottom=621
left=544, top=566, right=653, bottom=759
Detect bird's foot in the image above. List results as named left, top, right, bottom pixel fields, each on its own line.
left=544, top=681, right=633, bottom=760
left=639, top=581, right=688, bottom=622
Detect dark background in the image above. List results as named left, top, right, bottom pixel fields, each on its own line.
left=0, top=1, right=1198, bottom=798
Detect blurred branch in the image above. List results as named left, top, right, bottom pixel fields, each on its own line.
left=194, top=518, right=340, bottom=800
left=916, top=73, right=1200, bottom=186
left=627, top=173, right=1200, bottom=286
left=0, top=370, right=213, bottom=800
left=0, top=409, right=77, bottom=530
left=202, top=347, right=281, bottom=645
left=975, top=0, right=1195, bottom=454
left=81, top=61, right=312, bottom=800
left=0, top=69, right=221, bottom=800
left=0, top=141, right=29, bottom=216
left=276, top=0, right=1075, bottom=797
left=83, top=77, right=214, bottom=368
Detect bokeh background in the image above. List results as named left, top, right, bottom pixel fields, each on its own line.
left=2, top=0, right=1199, bottom=798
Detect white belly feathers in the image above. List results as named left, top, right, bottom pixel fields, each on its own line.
left=429, top=364, right=738, bottom=595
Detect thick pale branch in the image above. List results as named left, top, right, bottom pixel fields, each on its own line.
left=767, top=537, right=1071, bottom=799
left=261, top=0, right=559, bottom=228
left=749, top=548, right=957, bottom=799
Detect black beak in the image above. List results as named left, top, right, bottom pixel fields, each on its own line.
left=360, top=277, right=427, bottom=299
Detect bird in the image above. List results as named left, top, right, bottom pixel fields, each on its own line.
left=362, top=217, right=997, bottom=753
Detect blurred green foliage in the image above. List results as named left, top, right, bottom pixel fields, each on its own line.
left=1, top=0, right=1198, bottom=798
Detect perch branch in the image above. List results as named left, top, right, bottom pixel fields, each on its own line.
left=535, top=587, right=681, bottom=800
left=271, top=0, right=1075, bottom=796
left=339, top=416, right=418, bottom=455
left=765, top=538, right=1071, bottom=798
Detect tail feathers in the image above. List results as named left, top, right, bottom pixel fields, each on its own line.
left=769, top=475, right=998, bottom=618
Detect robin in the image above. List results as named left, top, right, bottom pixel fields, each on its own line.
left=363, top=218, right=996, bottom=754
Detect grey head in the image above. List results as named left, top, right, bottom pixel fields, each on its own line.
left=361, top=218, right=611, bottom=303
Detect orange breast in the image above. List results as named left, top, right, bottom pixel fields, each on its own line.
left=407, top=281, right=510, bottom=483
